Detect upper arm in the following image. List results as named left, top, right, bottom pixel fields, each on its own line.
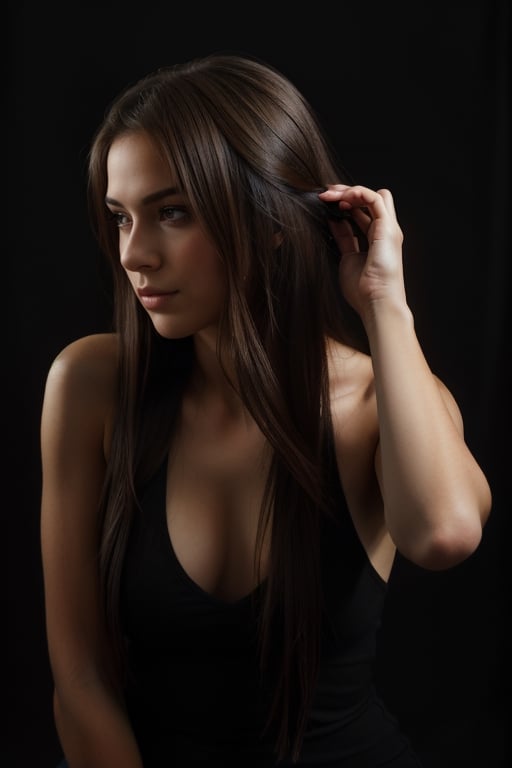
left=373, top=373, right=465, bottom=487
left=432, top=374, right=465, bottom=434
left=40, top=333, right=118, bottom=688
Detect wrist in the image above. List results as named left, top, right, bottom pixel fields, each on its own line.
left=362, top=297, right=414, bottom=340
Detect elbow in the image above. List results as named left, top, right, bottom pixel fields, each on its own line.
left=397, top=498, right=490, bottom=571
left=390, top=467, right=493, bottom=570
left=416, top=521, right=484, bottom=570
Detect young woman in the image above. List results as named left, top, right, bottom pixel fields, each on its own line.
left=40, top=53, right=492, bottom=767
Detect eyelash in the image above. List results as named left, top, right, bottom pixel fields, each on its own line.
left=107, top=205, right=188, bottom=228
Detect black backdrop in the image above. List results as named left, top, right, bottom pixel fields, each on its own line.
left=7, top=1, right=510, bottom=766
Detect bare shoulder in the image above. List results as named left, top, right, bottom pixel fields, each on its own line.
left=326, top=339, right=379, bottom=495
left=327, top=340, right=377, bottom=432
left=47, top=332, right=119, bottom=388
left=42, top=333, right=119, bottom=457
left=45, top=333, right=118, bottom=408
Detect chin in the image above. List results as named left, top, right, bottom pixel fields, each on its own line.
left=152, top=324, right=192, bottom=340
left=149, top=316, right=206, bottom=340
left=147, top=307, right=222, bottom=341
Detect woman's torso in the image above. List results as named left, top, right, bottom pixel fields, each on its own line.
left=116, top=336, right=418, bottom=766
left=120, top=438, right=419, bottom=766
left=67, top=332, right=419, bottom=766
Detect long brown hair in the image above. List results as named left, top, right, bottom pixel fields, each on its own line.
left=87, top=53, right=367, bottom=761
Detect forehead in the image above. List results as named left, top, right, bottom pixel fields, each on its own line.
left=106, top=132, right=175, bottom=198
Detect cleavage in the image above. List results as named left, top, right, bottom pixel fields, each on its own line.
left=165, top=420, right=270, bottom=603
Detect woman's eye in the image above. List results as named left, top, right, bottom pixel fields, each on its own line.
left=107, top=206, right=187, bottom=228
left=161, top=206, right=187, bottom=222
left=109, top=211, right=130, bottom=228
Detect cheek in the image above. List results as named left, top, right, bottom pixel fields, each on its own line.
left=196, top=261, right=228, bottom=314
left=209, top=261, right=228, bottom=300
left=187, top=242, right=226, bottom=290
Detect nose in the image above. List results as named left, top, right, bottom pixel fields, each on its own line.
left=119, top=223, right=162, bottom=273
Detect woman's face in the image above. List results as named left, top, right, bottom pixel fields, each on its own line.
left=105, top=131, right=227, bottom=341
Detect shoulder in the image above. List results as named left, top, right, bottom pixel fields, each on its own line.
left=42, top=333, right=119, bottom=455
left=326, top=339, right=379, bottom=490
left=327, top=340, right=376, bottom=428
left=46, top=332, right=119, bottom=385
left=45, top=333, right=119, bottom=408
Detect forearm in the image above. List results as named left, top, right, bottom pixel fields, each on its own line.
left=54, top=684, right=144, bottom=768
left=364, top=298, right=491, bottom=568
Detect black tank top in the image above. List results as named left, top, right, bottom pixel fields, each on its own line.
left=120, top=448, right=423, bottom=767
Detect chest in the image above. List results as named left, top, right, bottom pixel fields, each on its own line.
left=164, top=416, right=271, bottom=602
left=121, top=444, right=381, bottom=655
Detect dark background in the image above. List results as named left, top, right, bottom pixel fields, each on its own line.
left=7, top=1, right=510, bottom=766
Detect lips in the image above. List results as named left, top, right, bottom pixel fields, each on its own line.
left=136, top=287, right=176, bottom=297
left=136, top=287, right=178, bottom=310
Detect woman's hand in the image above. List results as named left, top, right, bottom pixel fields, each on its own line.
left=319, top=185, right=406, bottom=323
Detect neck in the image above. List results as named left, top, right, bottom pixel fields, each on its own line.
left=190, top=331, right=245, bottom=419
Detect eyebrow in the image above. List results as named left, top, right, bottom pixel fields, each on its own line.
left=105, top=186, right=182, bottom=207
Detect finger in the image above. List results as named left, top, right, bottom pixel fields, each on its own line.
left=349, top=204, right=372, bottom=232
left=376, top=188, right=397, bottom=217
left=319, top=184, right=351, bottom=196
left=320, top=189, right=372, bottom=232
left=322, top=185, right=390, bottom=222
left=330, top=218, right=362, bottom=254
